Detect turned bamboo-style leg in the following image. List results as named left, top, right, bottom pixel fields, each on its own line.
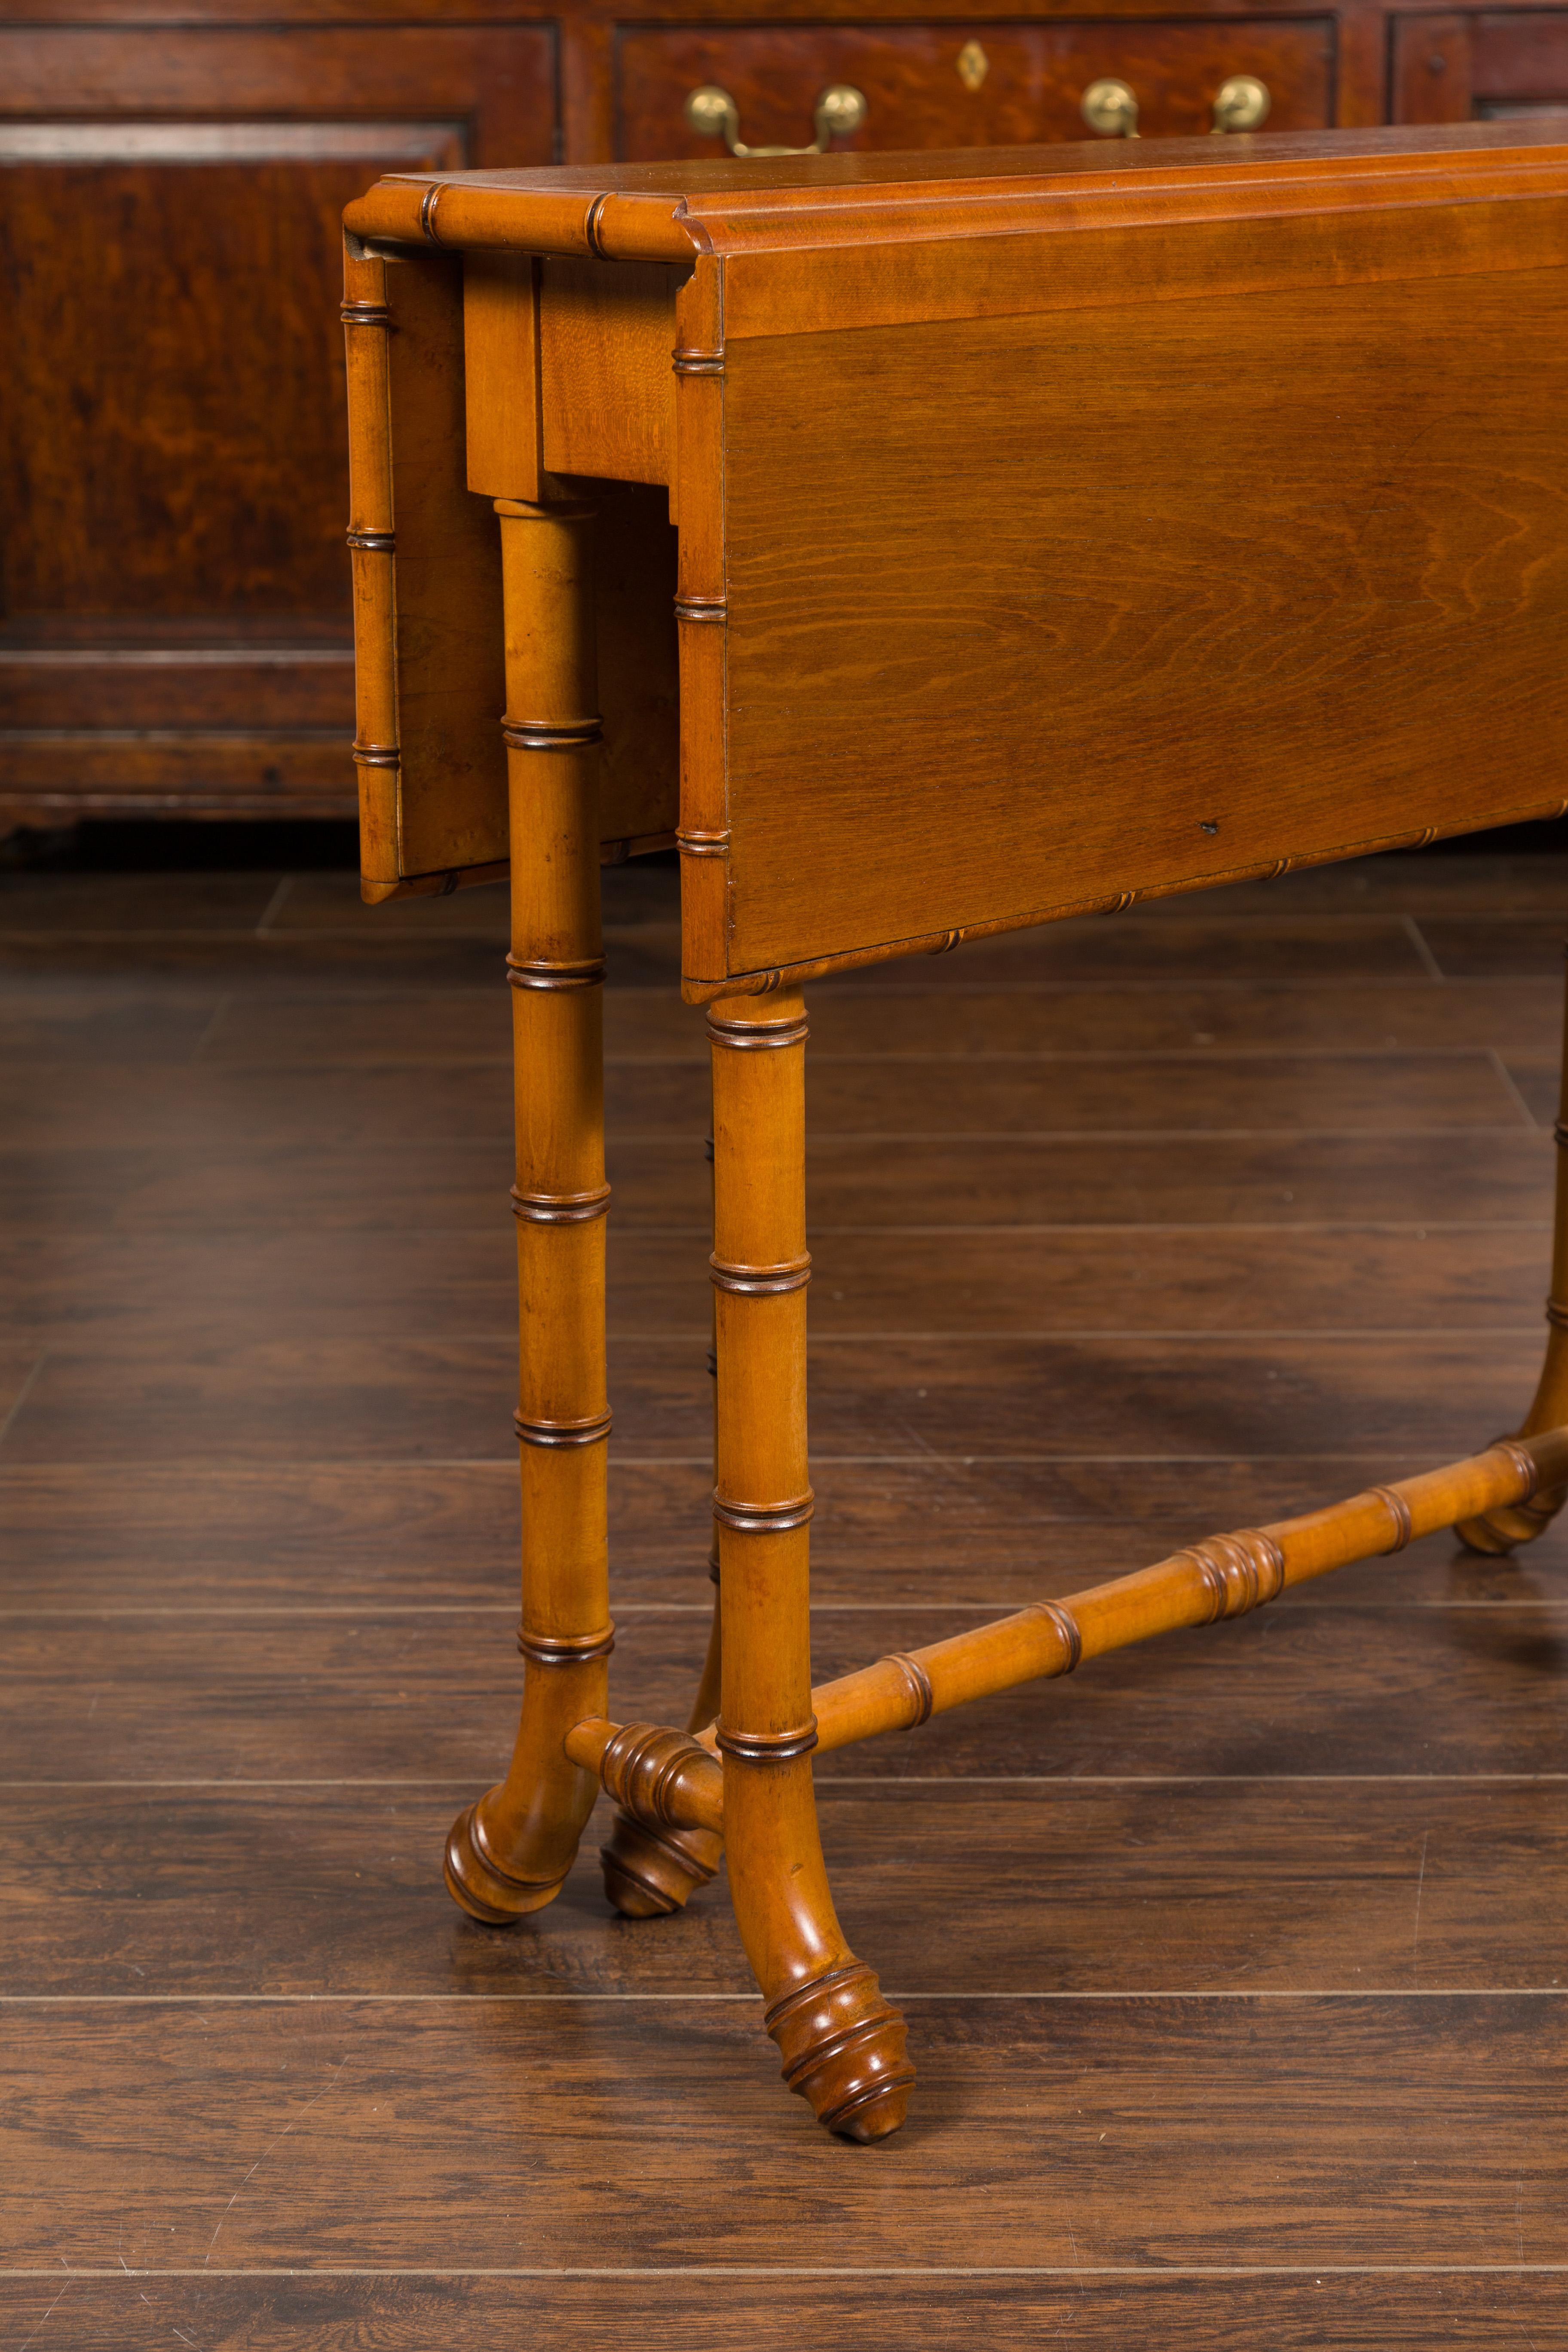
left=1460, top=956, right=1568, bottom=1553
left=598, top=1131, right=726, bottom=1916
left=444, top=497, right=614, bottom=1923
left=710, top=989, right=913, bottom=2141
left=692, top=1131, right=725, bottom=1731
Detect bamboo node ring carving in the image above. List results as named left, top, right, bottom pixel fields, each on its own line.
left=883, top=1652, right=935, bottom=1726
left=709, top=1252, right=812, bottom=1295
left=1488, top=1436, right=1539, bottom=1496
left=1367, top=1484, right=1414, bottom=1553
left=510, top=1183, right=612, bottom=1225
left=517, top=1624, right=616, bottom=1665
left=1026, top=1599, right=1083, bottom=1672
left=716, top=1718, right=820, bottom=1763
left=506, top=954, right=606, bottom=991
left=707, top=1009, right=809, bottom=1050
left=514, top=1408, right=613, bottom=1448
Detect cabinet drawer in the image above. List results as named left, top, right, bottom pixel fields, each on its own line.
left=1473, top=9, right=1568, bottom=104
left=0, top=24, right=555, bottom=828
left=616, top=21, right=1335, bottom=158
left=1394, top=10, right=1568, bottom=120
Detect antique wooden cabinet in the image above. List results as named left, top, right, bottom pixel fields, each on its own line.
left=2, top=0, right=1566, bottom=832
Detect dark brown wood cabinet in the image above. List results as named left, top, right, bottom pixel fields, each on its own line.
left=615, top=23, right=1336, bottom=153
left=2, top=0, right=1565, bottom=832
left=0, top=14, right=554, bottom=824
left=1393, top=10, right=1568, bottom=120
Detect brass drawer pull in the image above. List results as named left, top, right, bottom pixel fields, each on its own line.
left=1080, top=78, right=1140, bottom=138
left=684, top=82, right=869, bottom=157
left=1212, top=74, right=1271, bottom=131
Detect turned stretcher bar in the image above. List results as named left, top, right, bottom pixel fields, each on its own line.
left=565, top=1425, right=1568, bottom=1842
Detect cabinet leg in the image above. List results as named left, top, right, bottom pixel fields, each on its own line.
left=711, top=989, right=914, bottom=2141
left=1460, top=956, right=1568, bottom=1552
left=600, top=1130, right=726, bottom=1916
left=445, top=498, right=613, bottom=1923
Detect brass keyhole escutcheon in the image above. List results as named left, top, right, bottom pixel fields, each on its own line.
left=956, top=39, right=989, bottom=92
left=1080, top=78, right=1140, bottom=137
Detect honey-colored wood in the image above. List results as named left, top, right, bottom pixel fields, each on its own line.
left=567, top=1419, right=1568, bottom=1844
left=462, top=248, right=542, bottom=506
left=344, top=238, right=509, bottom=897
left=707, top=988, right=913, bottom=2139
left=708, top=250, right=1568, bottom=989
left=596, top=1124, right=724, bottom=1918
left=539, top=258, right=687, bottom=487
left=442, top=496, right=614, bottom=1923
left=346, top=126, right=1568, bottom=978
left=344, top=124, right=1568, bottom=2144
left=346, top=227, right=680, bottom=894
left=670, top=257, right=730, bottom=983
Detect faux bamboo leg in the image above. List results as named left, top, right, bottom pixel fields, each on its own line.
left=1459, top=957, right=1568, bottom=1552
left=598, top=1129, right=726, bottom=1916
left=711, top=989, right=913, bottom=2142
left=691, top=1134, right=726, bottom=1730
left=444, top=498, right=614, bottom=1923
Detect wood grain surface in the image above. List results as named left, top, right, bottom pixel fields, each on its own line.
left=0, top=15, right=557, bottom=830
left=720, top=271, right=1568, bottom=981
left=3, top=847, right=1567, bottom=2337
left=616, top=20, right=1336, bottom=156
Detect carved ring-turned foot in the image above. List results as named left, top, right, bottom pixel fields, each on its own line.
left=444, top=1790, right=570, bottom=1924
left=600, top=1807, right=722, bottom=1917
left=765, top=1959, right=916, bottom=2141
left=594, top=1722, right=725, bottom=1918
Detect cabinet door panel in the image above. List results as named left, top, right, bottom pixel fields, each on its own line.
left=0, top=29, right=555, bottom=827
left=617, top=21, right=1335, bottom=159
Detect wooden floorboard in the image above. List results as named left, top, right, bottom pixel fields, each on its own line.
left=4, top=849, right=1568, bottom=2343
left=1, top=1129, right=1556, bottom=1235
left=4, top=1779, right=1565, bottom=1995
left=6, top=1456, right=1565, bottom=1607
left=3, top=1999, right=1565, bottom=2266
left=4, top=1225, right=1561, bottom=1348
left=0, top=1046, right=1533, bottom=1147
left=185, top=972, right=1563, bottom=1063
left=2, top=1329, right=1562, bottom=1464
left=6, top=1599, right=1568, bottom=1779
left=0, top=2272, right=1562, bottom=2352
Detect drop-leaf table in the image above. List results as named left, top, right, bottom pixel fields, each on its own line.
left=344, top=125, right=1568, bottom=2140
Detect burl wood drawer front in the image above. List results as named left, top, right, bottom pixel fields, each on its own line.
left=617, top=22, right=1335, bottom=156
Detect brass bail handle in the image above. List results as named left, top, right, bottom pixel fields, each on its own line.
left=684, top=82, right=869, bottom=157
left=1210, top=73, right=1271, bottom=130
left=1080, top=78, right=1139, bottom=138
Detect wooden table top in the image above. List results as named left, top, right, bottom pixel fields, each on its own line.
left=348, top=121, right=1568, bottom=260
left=344, top=124, right=1568, bottom=996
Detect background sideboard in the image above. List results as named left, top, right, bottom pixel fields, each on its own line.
left=2, top=0, right=1565, bottom=831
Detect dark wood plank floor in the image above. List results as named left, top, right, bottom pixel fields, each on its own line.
left=3, top=849, right=1568, bottom=2349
